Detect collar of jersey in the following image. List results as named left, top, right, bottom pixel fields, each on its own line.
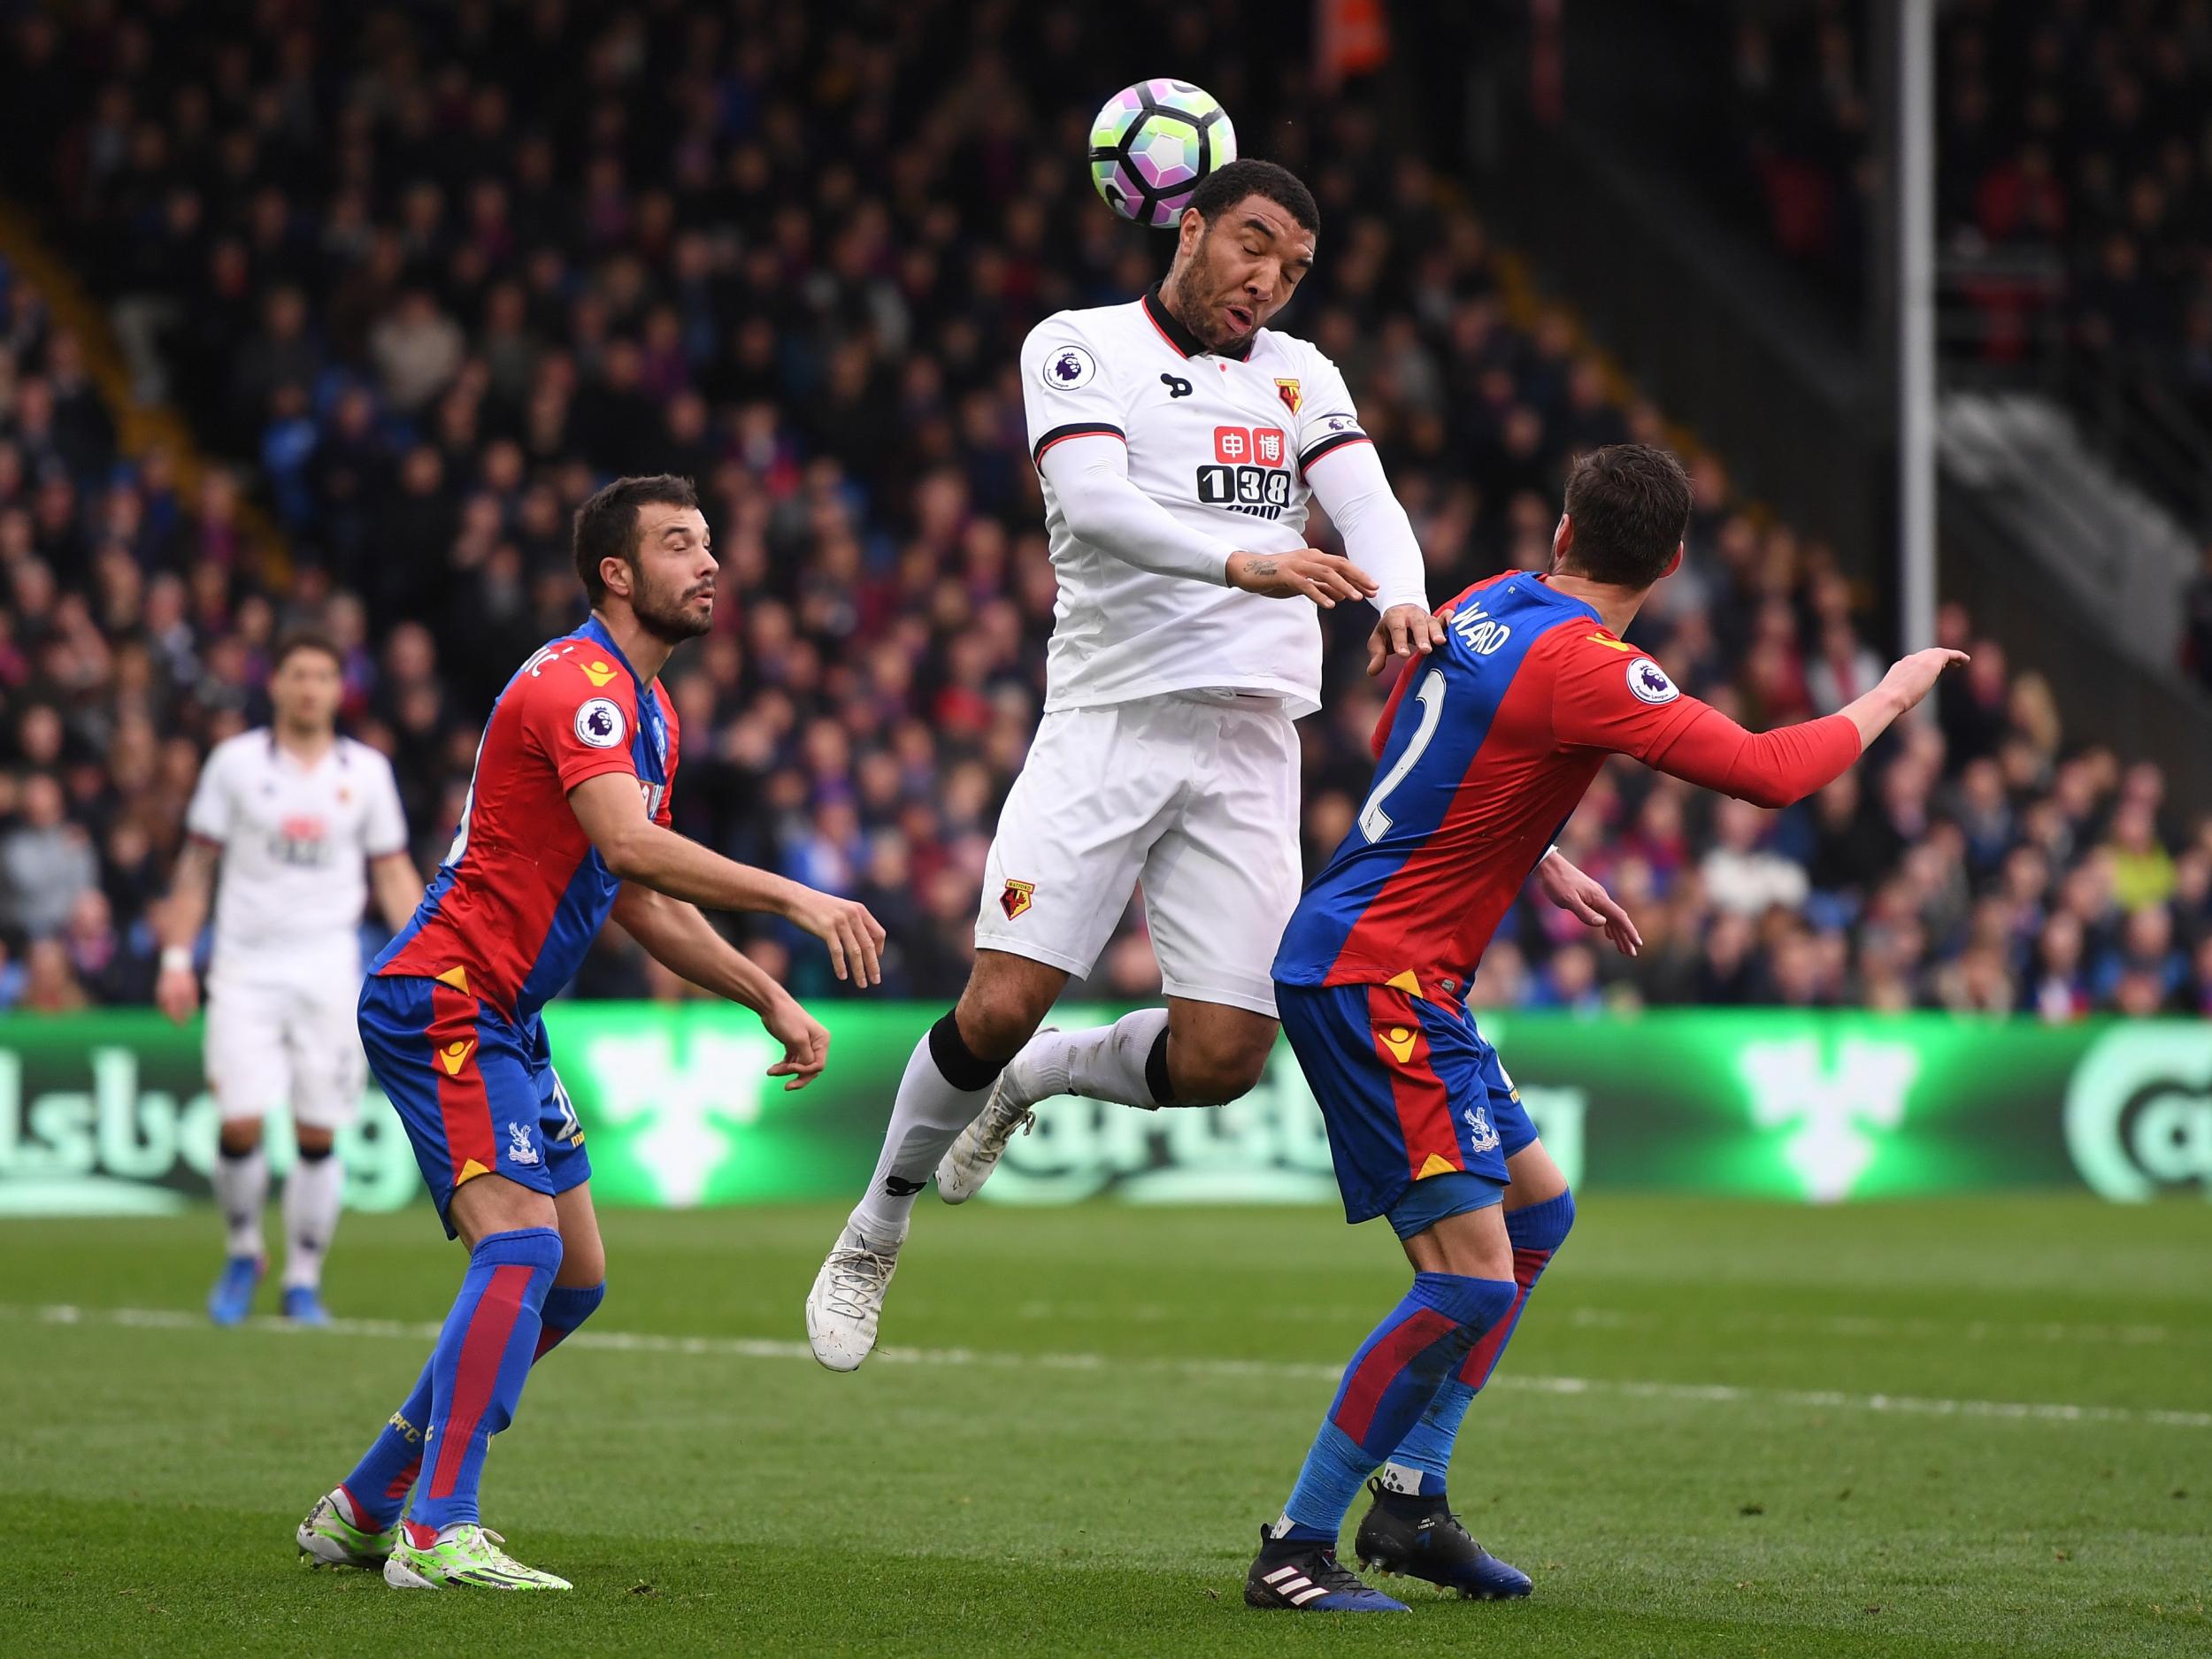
left=1142, top=283, right=1254, bottom=363
left=265, top=730, right=346, bottom=770
left=576, top=613, right=645, bottom=689
left=1513, top=572, right=1604, bottom=627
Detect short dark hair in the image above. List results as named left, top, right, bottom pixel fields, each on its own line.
left=1559, top=444, right=1693, bottom=588
left=573, top=474, right=699, bottom=606
left=270, top=629, right=342, bottom=672
left=1187, top=158, right=1319, bottom=236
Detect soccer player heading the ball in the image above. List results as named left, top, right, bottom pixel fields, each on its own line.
left=806, top=158, right=1634, bottom=1368
left=1244, top=444, right=1966, bottom=1611
left=296, top=476, right=884, bottom=1591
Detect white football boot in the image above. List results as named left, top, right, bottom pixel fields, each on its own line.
left=805, top=1221, right=902, bottom=1371
left=933, top=1029, right=1055, bottom=1204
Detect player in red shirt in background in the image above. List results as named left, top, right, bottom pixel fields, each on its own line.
left=1246, top=444, right=1965, bottom=1612
left=296, top=475, right=886, bottom=1592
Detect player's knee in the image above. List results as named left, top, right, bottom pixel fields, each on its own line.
left=1171, top=1042, right=1271, bottom=1106
left=295, top=1126, right=335, bottom=1158
left=218, top=1119, right=263, bottom=1156
left=451, top=1175, right=561, bottom=1248
left=949, top=993, right=1042, bottom=1065
left=555, top=1230, right=605, bottom=1288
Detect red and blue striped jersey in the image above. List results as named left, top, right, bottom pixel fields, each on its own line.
left=1274, top=572, right=1724, bottom=1001
left=376, top=616, right=679, bottom=1021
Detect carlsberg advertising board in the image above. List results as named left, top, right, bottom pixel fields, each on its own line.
left=0, top=1008, right=2204, bottom=1215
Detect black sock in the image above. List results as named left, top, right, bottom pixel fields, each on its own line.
left=1374, top=1480, right=1448, bottom=1518
left=927, top=1010, right=1005, bottom=1093
left=1143, top=1027, right=1174, bottom=1106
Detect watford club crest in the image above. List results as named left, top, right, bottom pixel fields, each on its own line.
left=1275, top=378, right=1302, bottom=416
left=1000, top=879, right=1036, bottom=921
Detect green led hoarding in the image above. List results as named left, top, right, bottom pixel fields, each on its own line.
left=1, top=1006, right=2206, bottom=1216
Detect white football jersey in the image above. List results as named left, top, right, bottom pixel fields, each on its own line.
left=1022, top=288, right=1379, bottom=718
left=183, top=731, right=408, bottom=979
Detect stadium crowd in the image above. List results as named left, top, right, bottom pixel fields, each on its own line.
left=1727, top=0, right=2212, bottom=692
left=1727, top=0, right=2212, bottom=392
left=2, top=0, right=2208, bottom=1020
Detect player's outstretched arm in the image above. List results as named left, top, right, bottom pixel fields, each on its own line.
left=1836, top=649, right=1970, bottom=749
left=611, top=886, right=831, bottom=1090
left=1647, top=647, right=1970, bottom=808
left=1554, top=636, right=1969, bottom=810
left=154, top=839, right=216, bottom=1023
left=568, top=772, right=887, bottom=987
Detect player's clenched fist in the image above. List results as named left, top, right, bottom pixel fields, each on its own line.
left=762, top=995, right=832, bottom=1092
left=1225, top=548, right=1379, bottom=609
left=783, top=889, right=889, bottom=987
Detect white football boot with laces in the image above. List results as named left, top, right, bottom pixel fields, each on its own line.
left=934, top=1030, right=1056, bottom=1204
left=805, top=1222, right=902, bottom=1371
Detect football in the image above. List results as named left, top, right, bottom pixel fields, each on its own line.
left=1088, top=78, right=1238, bottom=227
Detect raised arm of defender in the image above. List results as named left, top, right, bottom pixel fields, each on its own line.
left=567, top=772, right=887, bottom=986
left=1551, top=641, right=1969, bottom=810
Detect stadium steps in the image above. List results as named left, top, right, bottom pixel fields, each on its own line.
left=0, top=195, right=290, bottom=582
left=1939, top=390, right=2200, bottom=677
left=1936, top=396, right=2212, bottom=818
left=1475, top=65, right=1883, bottom=579
left=1465, top=65, right=2212, bottom=813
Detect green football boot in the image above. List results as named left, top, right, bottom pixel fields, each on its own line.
left=296, top=1491, right=397, bottom=1570
left=381, top=1523, right=572, bottom=1591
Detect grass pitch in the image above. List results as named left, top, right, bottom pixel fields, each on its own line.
left=3, top=1195, right=2208, bottom=1658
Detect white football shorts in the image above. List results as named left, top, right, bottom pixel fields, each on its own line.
left=204, top=959, right=368, bottom=1128
left=974, top=691, right=1302, bottom=1017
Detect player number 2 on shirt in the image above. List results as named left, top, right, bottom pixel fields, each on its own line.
left=1358, top=668, right=1446, bottom=841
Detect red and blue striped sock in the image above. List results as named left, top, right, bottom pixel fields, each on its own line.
left=398, top=1227, right=563, bottom=1538
left=534, top=1280, right=606, bottom=1359
left=1274, top=1271, right=1518, bottom=1542
left=337, top=1356, right=434, bottom=1531
left=1382, top=1190, right=1575, bottom=1498
left=340, top=1277, right=605, bottom=1532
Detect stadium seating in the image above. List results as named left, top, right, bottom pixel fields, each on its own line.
left=0, top=3, right=2206, bottom=1018
left=1725, top=0, right=2212, bottom=487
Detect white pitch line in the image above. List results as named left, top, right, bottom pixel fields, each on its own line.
left=15, top=1302, right=2210, bottom=1432
left=1015, top=1298, right=2200, bottom=1348
left=1563, top=1306, right=2196, bottom=1348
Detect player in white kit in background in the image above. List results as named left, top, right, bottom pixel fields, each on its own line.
left=807, top=159, right=1632, bottom=1369
left=156, top=632, right=422, bottom=1326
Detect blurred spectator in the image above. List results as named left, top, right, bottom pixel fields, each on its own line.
left=2, top=772, right=99, bottom=940
left=20, top=938, right=90, bottom=1014
left=1701, top=801, right=1811, bottom=918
